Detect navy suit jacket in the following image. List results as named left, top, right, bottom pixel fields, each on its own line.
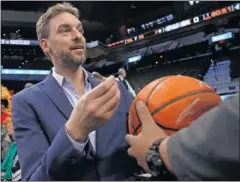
left=12, top=73, right=140, bottom=181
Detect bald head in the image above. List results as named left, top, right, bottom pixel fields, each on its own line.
left=118, top=68, right=126, bottom=78
left=24, top=83, right=33, bottom=88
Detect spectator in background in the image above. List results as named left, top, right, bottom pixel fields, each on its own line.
left=1, top=99, right=13, bottom=160
left=1, top=100, right=14, bottom=139
left=1, top=123, right=11, bottom=161
left=24, top=82, right=33, bottom=89
left=1, top=87, right=21, bottom=181
left=117, top=68, right=136, bottom=97
left=1, top=85, right=20, bottom=182
left=106, top=34, right=114, bottom=44
left=1, top=85, right=14, bottom=140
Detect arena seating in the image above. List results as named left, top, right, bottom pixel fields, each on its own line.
left=204, top=60, right=240, bottom=94
left=127, top=58, right=210, bottom=93
left=127, top=58, right=239, bottom=95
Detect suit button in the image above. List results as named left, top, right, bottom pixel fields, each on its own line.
left=71, top=158, right=77, bottom=164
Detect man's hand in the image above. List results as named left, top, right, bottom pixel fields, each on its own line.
left=125, top=101, right=168, bottom=172
left=92, top=72, right=106, bottom=82
left=66, top=75, right=120, bottom=142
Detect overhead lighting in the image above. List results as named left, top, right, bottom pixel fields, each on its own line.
left=189, top=1, right=199, bottom=6
left=2, top=69, right=51, bottom=75
left=128, top=55, right=142, bottom=63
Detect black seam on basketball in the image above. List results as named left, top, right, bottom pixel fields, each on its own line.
left=127, top=121, right=134, bottom=134
left=155, top=121, right=180, bottom=131
left=151, top=90, right=216, bottom=116
left=131, top=122, right=135, bottom=130
left=133, top=102, right=142, bottom=135
left=133, top=76, right=171, bottom=135
left=146, top=77, right=171, bottom=107
left=153, top=103, right=217, bottom=131
left=133, top=123, right=141, bottom=135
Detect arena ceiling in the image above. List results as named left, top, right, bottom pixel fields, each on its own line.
left=1, top=1, right=174, bottom=26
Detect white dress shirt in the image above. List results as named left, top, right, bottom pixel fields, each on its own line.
left=52, top=68, right=96, bottom=153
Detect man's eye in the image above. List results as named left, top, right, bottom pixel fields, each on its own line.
left=78, top=29, right=84, bottom=34
left=60, top=28, right=70, bottom=33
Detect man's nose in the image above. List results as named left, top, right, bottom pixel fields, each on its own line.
left=72, top=29, right=83, bottom=41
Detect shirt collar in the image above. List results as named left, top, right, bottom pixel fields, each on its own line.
left=118, top=76, right=124, bottom=81
left=52, top=67, right=89, bottom=87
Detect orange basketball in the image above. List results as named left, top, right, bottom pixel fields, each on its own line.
left=128, top=75, right=222, bottom=136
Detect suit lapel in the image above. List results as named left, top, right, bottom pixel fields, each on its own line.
left=39, top=74, right=73, bottom=119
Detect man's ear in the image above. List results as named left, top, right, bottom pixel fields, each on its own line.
left=39, top=39, right=50, bottom=54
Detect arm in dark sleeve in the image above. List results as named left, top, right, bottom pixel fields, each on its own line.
left=12, top=94, right=89, bottom=181
left=167, top=95, right=240, bottom=180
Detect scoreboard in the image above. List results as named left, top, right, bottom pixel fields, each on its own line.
left=108, top=3, right=240, bottom=48
left=151, top=3, right=239, bottom=36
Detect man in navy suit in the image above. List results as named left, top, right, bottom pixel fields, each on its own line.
left=12, top=2, right=139, bottom=180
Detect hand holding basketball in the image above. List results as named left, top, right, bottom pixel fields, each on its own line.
left=128, top=75, right=222, bottom=136
left=126, top=101, right=167, bottom=172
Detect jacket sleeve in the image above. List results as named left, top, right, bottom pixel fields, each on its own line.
left=12, top=94, right=88, bottom=181
left=167, top=96, right=240, bottom=180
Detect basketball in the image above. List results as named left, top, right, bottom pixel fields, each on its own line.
left=128, top=75, right=222, bottom=136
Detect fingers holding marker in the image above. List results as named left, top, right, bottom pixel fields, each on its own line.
left=92, top=72, right=107, bottom=82
left=88, top=75, right=115, bottom=99
left=100, top=88, right=120, bottom=113
left=94, top=79, right=119, bottom=107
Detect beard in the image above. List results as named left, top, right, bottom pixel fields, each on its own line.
left=49, top=46, right=87, bottom=69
